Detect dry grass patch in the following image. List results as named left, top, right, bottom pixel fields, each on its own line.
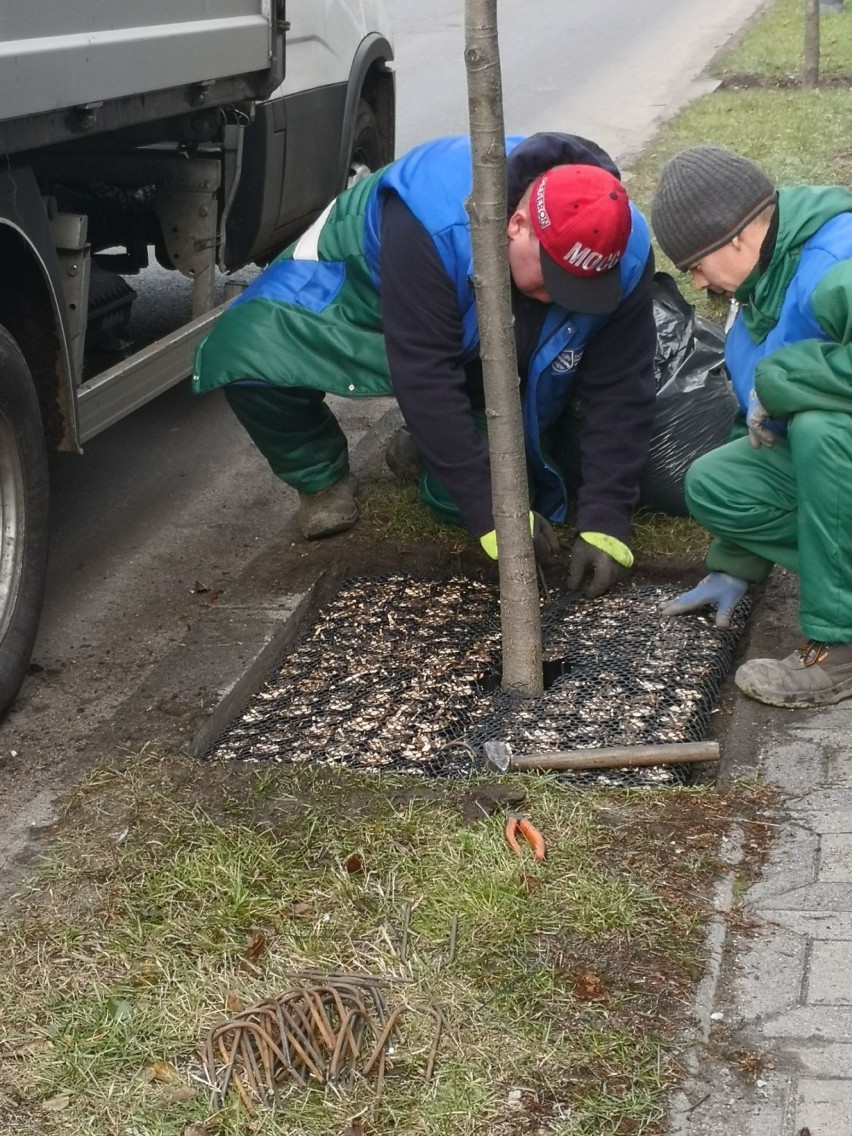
left=0, top=754, right=776, bottom=1136
left=356, top=471, right=707, bottom=574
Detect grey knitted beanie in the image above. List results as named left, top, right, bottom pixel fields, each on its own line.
left=651, top=145, right=776, bottom=269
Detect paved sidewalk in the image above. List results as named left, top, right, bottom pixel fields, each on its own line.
left=672, top=573, right=852, bottom=1135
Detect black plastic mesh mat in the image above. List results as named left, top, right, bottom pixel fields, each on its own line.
left=204, top=573, right=751, bottom=787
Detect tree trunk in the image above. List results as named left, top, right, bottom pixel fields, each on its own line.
left=803, top=0, right=820, bottom=89
left=463, top=0, right=543, bottom=697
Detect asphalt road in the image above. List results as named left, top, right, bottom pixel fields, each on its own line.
left=0, top=0, right=765, bottom=881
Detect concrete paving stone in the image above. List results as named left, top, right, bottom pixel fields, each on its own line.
left=670, top=1071, right=790, bottom=1136
left=731, top=927, right=806, bottom=1019
left=785, top=708, right=852, bottom=784
left=787, top=788, right=852, bottom=833
left=757, top=909, right=852, bottom=941
left=763, top=738, right=830, bottom=792
left=827, top=759, right=852, bottom=787
left=820, top=833, right=852, bottom=882
left=794, top=1077, right=852, bottom=1134
left=728, top=1074, right=790, bottom=1136
left=794, top=1042, right=852, bottom=1077
left=744, top=826, right=819, bottom=906
left=751, top=882, right=852, bottom=911
left=746, top=1081, right=794, bottom=1136
left=759, top=1004, right=852, bottom=1041
left=807, top=940, right=852, bottom=1005
left=789, top=703, right=852, bottom=734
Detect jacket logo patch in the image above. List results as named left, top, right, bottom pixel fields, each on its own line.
left=552, top=347, right=582, bottom=374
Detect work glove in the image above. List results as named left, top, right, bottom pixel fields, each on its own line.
left=531, top=511, right=560, bottom=562
left=660, top=571, right=748, bottom=629
left=567, top=532, right=633, bottom=599
left=746, top=388, right=776, bottom=449
left=479, top=511, right=559, bottom=564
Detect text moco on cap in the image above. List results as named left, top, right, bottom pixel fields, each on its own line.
left=529, top=164, right=631, bottom=315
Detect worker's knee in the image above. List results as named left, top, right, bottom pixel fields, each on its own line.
left=788, top=409, right=850, bottom=464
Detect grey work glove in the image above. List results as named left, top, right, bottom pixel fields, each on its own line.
left=567, top=533, right=632, bottom=599
left=746, top=388, right=776, bottom=449
left=531, top=511, right=560, bottom=564
left=660, top=571, right=749, bottom=629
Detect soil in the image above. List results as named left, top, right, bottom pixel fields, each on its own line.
left=718, top=71, right=852, bottom=89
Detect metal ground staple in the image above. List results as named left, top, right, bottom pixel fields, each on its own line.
left=201, top=973, right=446, bottom=1109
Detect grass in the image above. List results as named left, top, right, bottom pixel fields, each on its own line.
left=628, top=3, right=852, bottom=312
left=629, top=89, right=852, bottom=217
left=0, top=754, right=771, bottom=1136
left=356, top=474, right=469, bottom=553
left=357, top=470, right=710, bottom=568
left=711, top=0, right=852, bottom=79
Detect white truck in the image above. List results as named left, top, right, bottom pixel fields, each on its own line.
left=0, top=1, right=395, bottom=716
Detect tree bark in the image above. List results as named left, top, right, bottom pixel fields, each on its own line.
left=464, top=0, right=543, bottom=697
left=803, top=0, right=820, bottom=89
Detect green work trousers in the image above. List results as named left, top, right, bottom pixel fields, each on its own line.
left=685, top=409, right=852, bottom=641
left=224, top=383, right=350, bottom=495
left=224, top=381, right=474, bottom=527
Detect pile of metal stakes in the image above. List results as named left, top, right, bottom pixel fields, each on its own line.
left=202, top=973, right=446, bottom=1108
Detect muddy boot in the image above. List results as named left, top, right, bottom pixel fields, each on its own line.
left=735, top=640, right=852, bottom=708
left=385, top=427, right=423, bottom=484
left=298, top=473, right=359, bottom=540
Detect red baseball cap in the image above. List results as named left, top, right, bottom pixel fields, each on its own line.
left=529, top=164, right=632, bottom=315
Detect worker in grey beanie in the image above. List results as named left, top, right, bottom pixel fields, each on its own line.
left=650, top=143, right=852, bottom=710
left=651, top=144, right=776, bottom=271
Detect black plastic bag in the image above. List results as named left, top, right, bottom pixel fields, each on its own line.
left=638, top=272, right=738, bottom=516
left=543, top=272, right=737, bottom=518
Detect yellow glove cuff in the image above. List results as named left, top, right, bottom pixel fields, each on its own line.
left=480, top=530, right=498, bottom=560
left=479, top=514, right=537, bottom=561
left=579, top=531, right=634, bottom=568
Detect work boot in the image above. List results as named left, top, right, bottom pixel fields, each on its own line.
left=385, top=427, right=423, bottom=484
left=298, top=473, right=359, bottom=540
left=735, top=640, right=852, bottom=708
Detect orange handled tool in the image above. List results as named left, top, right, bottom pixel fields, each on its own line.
left=504, top=812, right=546, bottom=862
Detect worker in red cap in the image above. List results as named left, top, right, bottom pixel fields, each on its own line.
left=194, top=133, right=656, bottom=597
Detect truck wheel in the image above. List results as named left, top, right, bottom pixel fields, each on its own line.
left=0, top=326, right=49, bottom=718
left=347, top=99, right=383, bottom=187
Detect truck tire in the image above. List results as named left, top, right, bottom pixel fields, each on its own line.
left=347, top=99, right=383, bottom=187
left=0, top=326, right=49, bottom=718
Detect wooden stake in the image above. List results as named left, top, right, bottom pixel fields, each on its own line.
left=499, top=741, right=719, bottom=772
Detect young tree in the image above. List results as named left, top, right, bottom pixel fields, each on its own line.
left=464, top=0, right=543, bottom=697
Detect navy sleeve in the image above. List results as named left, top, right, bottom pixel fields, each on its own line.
left=573, top=252, right=657, bottom=542
left=379, top=191, right=495, bottom=536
